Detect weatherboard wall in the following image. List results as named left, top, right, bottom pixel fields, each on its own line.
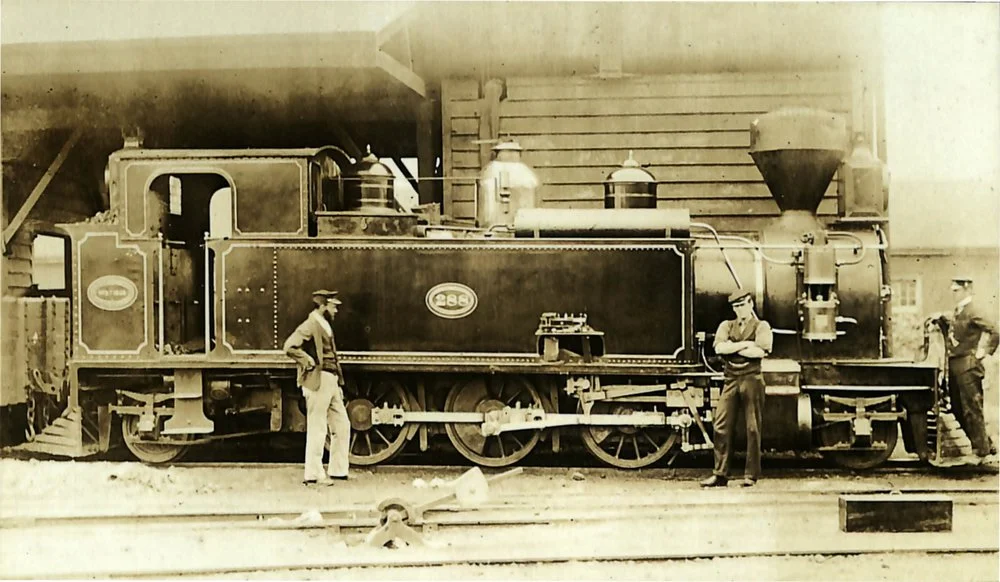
left=442, top=71, right=857, bottom=233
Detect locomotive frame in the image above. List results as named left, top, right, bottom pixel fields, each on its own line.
left=14, top=114, right=943, bottom=470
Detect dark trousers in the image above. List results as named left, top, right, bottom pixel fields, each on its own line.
left=712, top=373, right=765, bottom=479
left=949, top=356, right=994, bottom=456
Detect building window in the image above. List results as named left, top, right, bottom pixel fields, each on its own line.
left=892, top=278, right=921, bottom=312
left=32, top=234, right=66, bottom=290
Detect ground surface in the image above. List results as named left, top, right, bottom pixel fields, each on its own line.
left=1, top=459, right=998, bottom=580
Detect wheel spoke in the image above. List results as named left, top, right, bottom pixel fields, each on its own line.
left=614, top=434, right=625, bottom=458
left=632, top=435, right=641, bottom=459
left=370, top=384, right=388, bottom=405
left=350, top=432, right=358, bottom=452
left=373, top=427, right=391, bottom=446
left=589, top=427, right=613, bottom=446
left=364, top=432, right=374, bottom=455
left=642, top=430, right=659, bottom=449
left=496, top=436, right=507, bottom=459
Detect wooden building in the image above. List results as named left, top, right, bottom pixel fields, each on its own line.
left=2, top=2, right=886, bottom=298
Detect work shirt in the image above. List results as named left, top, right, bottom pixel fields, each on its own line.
left=311, top=312, right=342, bottom=375
left=947, top=300, right=999, bottom=360
left=714, top=316, right=773, bottom=377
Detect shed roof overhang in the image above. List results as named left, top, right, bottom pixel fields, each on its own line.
left=1, top=26, right=426, bottom=137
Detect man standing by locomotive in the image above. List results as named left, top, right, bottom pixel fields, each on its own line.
left=284, top=290, right=351, bottom=485
left=943, top=276, right=999, bottom=464
left=701, top=288, right=773, bottom=488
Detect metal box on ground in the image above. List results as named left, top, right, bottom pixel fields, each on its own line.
left=838, top=494, right=952, bottom=532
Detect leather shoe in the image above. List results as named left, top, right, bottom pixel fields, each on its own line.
left=700, top=475, right=727, bottom=487
left=303, top=477, right=336, bottom=487
left=329, top=475, right=349, bottom=481
left=740, top=478, right=757, bottom=488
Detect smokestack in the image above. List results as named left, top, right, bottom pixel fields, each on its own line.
left=749, top=108, right=847, bottom=216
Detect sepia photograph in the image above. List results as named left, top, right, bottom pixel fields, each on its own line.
left=1, top=1, right=998, bottom=579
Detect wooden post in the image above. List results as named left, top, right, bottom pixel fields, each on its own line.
left=332, top=125, right=364, bottom=160
left=416, top=99, right=438, bottom=205
left=393, top=156, right=420, bottom=195
left=597, top=5, right=624, bottom=78
left=2, top=127, right=82, bottom=246
left=478, top=79, right=504, bottom=168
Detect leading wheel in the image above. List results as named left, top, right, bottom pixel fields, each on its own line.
left=343, top=376, right=414, bottom=465
left=121, top=415, right=192, bottom=465
left=817, top=418, right=899, bottom=470
left=578, top=401, right=678, bottom=469
left=444, top=375, right=542, bottom=467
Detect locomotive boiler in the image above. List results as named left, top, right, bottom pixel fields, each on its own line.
left=13, top=108, right=943, bottom=470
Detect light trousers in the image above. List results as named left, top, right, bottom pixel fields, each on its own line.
left=303, top=371, right=351, bottom=481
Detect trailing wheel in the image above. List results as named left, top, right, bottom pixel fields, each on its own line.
left=815, top=403, right=899, bottom=470
left=578, top=401, right=678, bottom=469
left=444, top=375, right=542, bottom=467
left=342, top=376, right=414, bottom=465
left=818, top=424, right=898, bottom=470
left=121, top=415, right=192, bottom=465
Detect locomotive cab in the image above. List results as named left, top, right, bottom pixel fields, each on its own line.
left=47, top=146, right=352, bottom=459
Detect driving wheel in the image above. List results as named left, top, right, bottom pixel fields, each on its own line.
left=444, top=375, right=542, bottom=467
left=578, top=400, right=678, bottom=469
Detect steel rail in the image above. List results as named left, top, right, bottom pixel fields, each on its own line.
left=4, top=489, right=995, bottom=530
left=22, top=545, right=1000, bottom=579
left=163, top=460, right=987, bottom=472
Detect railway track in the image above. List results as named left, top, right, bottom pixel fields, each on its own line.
left=163, top=458, right=997, bottom=475
left=20, top=545, right=1000, bottom=579
left=3, top=458, right=996, bottom=579
left=4, top=487, right=997, bottom=530
left=4, top=486, right=997, bottom=579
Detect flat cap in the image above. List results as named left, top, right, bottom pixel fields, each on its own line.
left=950, top=276, right=973, bottom=287
left=727, top=288, right=752, bottom=304
left=312, top=289, right=342, bottom=304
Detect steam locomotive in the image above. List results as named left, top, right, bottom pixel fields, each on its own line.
left=12, top=108, right=947, bottom=469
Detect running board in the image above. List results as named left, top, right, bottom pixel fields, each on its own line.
left=11, top=406, right=99, bottom=458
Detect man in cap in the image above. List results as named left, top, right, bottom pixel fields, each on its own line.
left=284, top=290, right=352, bottom=485
left=942, top=276, right=999, bottom=464
left=701, top=288, right=773, bottom=488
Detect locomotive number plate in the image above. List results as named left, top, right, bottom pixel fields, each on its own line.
left=87, top=274, right=139, bottom=311
left=426, top=282, right=478, bottom=319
